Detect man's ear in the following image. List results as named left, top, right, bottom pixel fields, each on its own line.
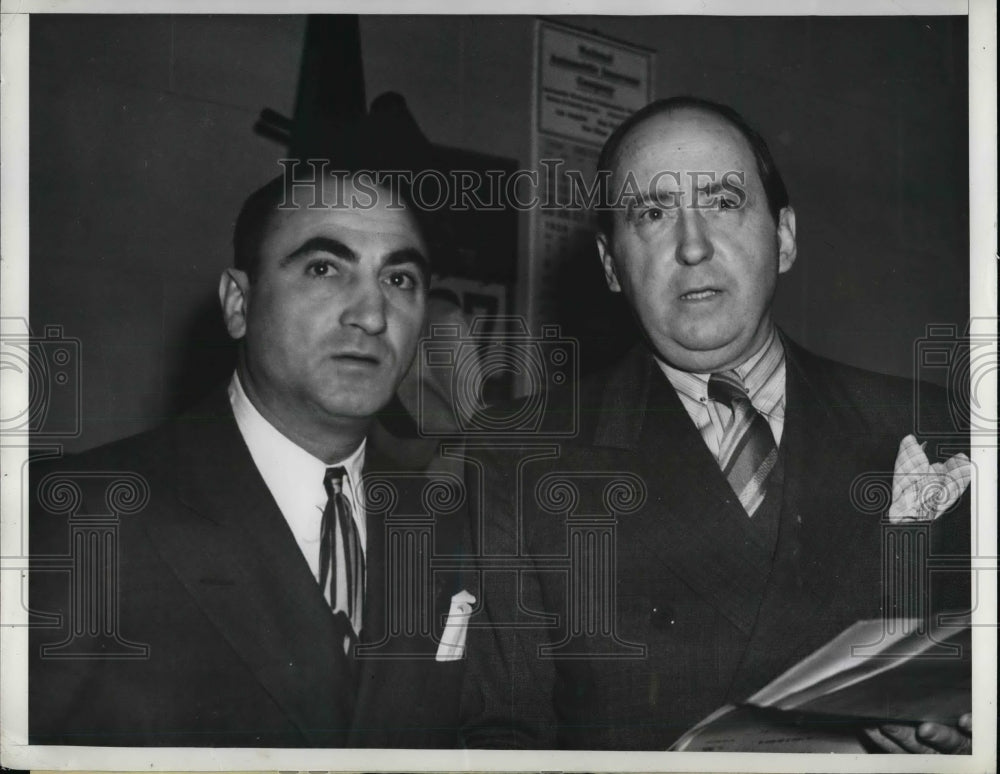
left=596, top=232, right=622, bottom=292
left=219, top=268, right=251, bottom=340
left=777, top=206, right=798, bottom=274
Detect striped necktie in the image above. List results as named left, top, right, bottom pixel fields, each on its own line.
left=320, top=466, right=365, bottom=641
left=708, top=370, right=778, bottom=517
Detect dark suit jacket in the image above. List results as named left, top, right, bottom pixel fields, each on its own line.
left=29, top=388, right=468, bottom=747
left=459, top=338, right=970, bottom=750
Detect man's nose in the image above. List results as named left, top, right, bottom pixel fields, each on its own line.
left=675, top=209, right=714, bottom=266
left=341, top=275, right=387, bottom=334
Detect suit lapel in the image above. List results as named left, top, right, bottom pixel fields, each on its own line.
left=351, top=447, right=384, bottom=734
left=352, top=443, right=459, bottom=738
left=358, top=443, right=390, bottom=648
left=595, top=348, right=774, bottom=636
left=356, top=441, right=458, bottom=649
left=143, top=390, right=354, bottom=744
left=728, top=341, right=881, bottom=697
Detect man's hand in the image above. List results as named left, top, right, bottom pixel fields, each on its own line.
left=864, top=713, right=971, bottom=753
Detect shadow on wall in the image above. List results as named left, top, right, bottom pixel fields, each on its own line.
left=548, top=232, right=639, bottom=376
left=166, top=292, right=237, bottom=415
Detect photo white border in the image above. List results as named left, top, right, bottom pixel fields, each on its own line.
left=1, top=0, right=995, bottom=771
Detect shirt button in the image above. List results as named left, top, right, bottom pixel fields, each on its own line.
left=650, top=605, right=677, bottom=629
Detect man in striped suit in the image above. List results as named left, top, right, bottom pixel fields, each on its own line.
left=460, top=96, right=970, bottom=752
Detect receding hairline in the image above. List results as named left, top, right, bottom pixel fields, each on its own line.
left=595, top=96, right=789, bottom=231
left=605, top=104, right=758, bottom=178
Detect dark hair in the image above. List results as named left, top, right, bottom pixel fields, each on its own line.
left=231, top=171, right=440, bottom=282
left=595, top=95, right=790, bottom=235
left=232, top=175, right=284, bottom=281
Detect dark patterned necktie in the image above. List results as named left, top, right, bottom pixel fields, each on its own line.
left=320, top=466, right=365, bottom=637
left=708, top=370, right=778, bottom=517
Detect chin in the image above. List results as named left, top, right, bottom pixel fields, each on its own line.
left=338, top=398, right=389, bottom=418
left=656, top=335, right=747, bottom=373
left=314, top=392, right=388, bottom=421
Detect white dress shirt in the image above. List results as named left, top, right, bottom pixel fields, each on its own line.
left=655, top=327, right=787, bottom=458
left=228, top=372, right=366, bottom=614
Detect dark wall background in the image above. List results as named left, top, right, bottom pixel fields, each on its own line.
left=30, top=15, right=306, bottom=451
left=30, top=14, right=968, bottom=453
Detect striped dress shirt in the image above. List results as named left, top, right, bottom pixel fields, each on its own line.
left=655, top=327, right=787, bottom=459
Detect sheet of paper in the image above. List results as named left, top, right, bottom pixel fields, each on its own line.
left=671, top=705, right=869, bottom=753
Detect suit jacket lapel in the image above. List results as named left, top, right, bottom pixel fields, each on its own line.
left=728, top=340, right=880, bottom=697
left=595, top=347, right=774, bottom=636
left=143, top=390, right=354, bottom=744
left=351, top=447, right=384, bottom=731
left=779, top=341, right=874, bottom=603
left=357, top=441, right=458, bottom=648
left=352, top=443, right=459, bottom=732
left=358, top=443, right=391, bottom=648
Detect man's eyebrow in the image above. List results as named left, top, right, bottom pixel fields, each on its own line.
left=624, top=188, right=680, bottom=214
left=623, top=190, right=657, bottom=212
left=385, top=247, right=431, bottom=277
left=280, top=237, right=429, bottom=276
left=629, top=190, right=656, bottom=207
left=280, top=237, right=357, bottom=267
left=694, top=180, right=726, bottom=195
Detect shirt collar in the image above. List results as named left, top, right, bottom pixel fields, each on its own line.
left=655, top=326, right=785, bottom=409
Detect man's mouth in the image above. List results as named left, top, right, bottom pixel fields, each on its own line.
left=332, top=352, right=380, bottom=365
left=679, top=287, right=723, bottom=301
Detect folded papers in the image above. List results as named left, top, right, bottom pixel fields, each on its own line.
left=671, top=614, right=970, bottom=752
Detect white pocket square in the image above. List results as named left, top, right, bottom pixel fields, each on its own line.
left=435, top=590, right=476, bottom=662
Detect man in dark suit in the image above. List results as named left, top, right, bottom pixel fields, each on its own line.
left=459, top=97, right=970, bottom=752
left=29, top=170, right=469, bottom=747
